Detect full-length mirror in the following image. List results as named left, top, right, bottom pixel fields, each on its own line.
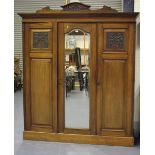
left=65, top=29, right=90, bottom=129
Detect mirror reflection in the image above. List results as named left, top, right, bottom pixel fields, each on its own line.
left=65, top=29, right=90, bottom=129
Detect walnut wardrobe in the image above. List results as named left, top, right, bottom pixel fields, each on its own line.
left=19, top=2, right=139, bottom=146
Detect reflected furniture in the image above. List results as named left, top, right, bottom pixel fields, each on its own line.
left=19, top=2, right=139, bottom=146
left=14, top=58, right=22, bottom=92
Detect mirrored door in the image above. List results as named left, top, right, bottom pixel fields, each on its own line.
left=58, top=23, right=97, bottom=134
left=65, top=29, right=90, bottom=129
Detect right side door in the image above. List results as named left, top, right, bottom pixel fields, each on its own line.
left=97, top=23, right=135, bottom=137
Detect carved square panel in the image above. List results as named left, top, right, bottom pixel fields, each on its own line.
left=32, top=32, right=49, bottom=49
left=106, top=32, right=125, bottom=50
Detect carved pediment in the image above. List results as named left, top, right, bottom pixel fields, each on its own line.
left=96, top=5, right=118, bottom=13
left=61, top=2, right=90, bottom=11
left=36, top=3, right=118, bottom=13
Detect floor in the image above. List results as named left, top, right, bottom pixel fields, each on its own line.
left=65, top=89, right=89, bottom=128
left=14, top=90, right=140, bottom=155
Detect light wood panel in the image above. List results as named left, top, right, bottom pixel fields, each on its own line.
left=102, top=60, right=126, bottom=129
left=23, top=23, right=31, bottom=130
left=126, top=24, right=135, bottom=136
left=24, top=131, right=134, bottom=146
left=31, top=59, right=53, bottom=131
left=58, top=23, right=65, bottom=133
left=97, top=58, right=127, bottom=136
left=30, top=52, right=53, bottom=58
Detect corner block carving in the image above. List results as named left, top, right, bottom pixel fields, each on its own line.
left=36, top=6, right=51, bottom=13
left=96, top=6, right=118, bottom=13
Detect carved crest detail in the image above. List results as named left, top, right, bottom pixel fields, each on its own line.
left=61, top=2, right=90, bottom=11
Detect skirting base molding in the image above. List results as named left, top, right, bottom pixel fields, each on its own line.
left=23, top=131, right=134, bottom=146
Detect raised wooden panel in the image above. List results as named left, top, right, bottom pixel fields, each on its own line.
left=102, top=60, right=126, bottom=129
left=31, top=59, right=53, bottom=130
left=97, top=59, right=127, bottom=136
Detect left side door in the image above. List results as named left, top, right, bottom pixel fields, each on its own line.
left=23, top=22, right=57, bottom=133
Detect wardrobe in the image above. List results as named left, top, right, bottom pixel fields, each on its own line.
left=19, top=2, right=139, bottom=146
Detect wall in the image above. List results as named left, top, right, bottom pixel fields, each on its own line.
left=14, top=0, right=65, bottom=70
left=134, top=0, right=140, bottom=138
